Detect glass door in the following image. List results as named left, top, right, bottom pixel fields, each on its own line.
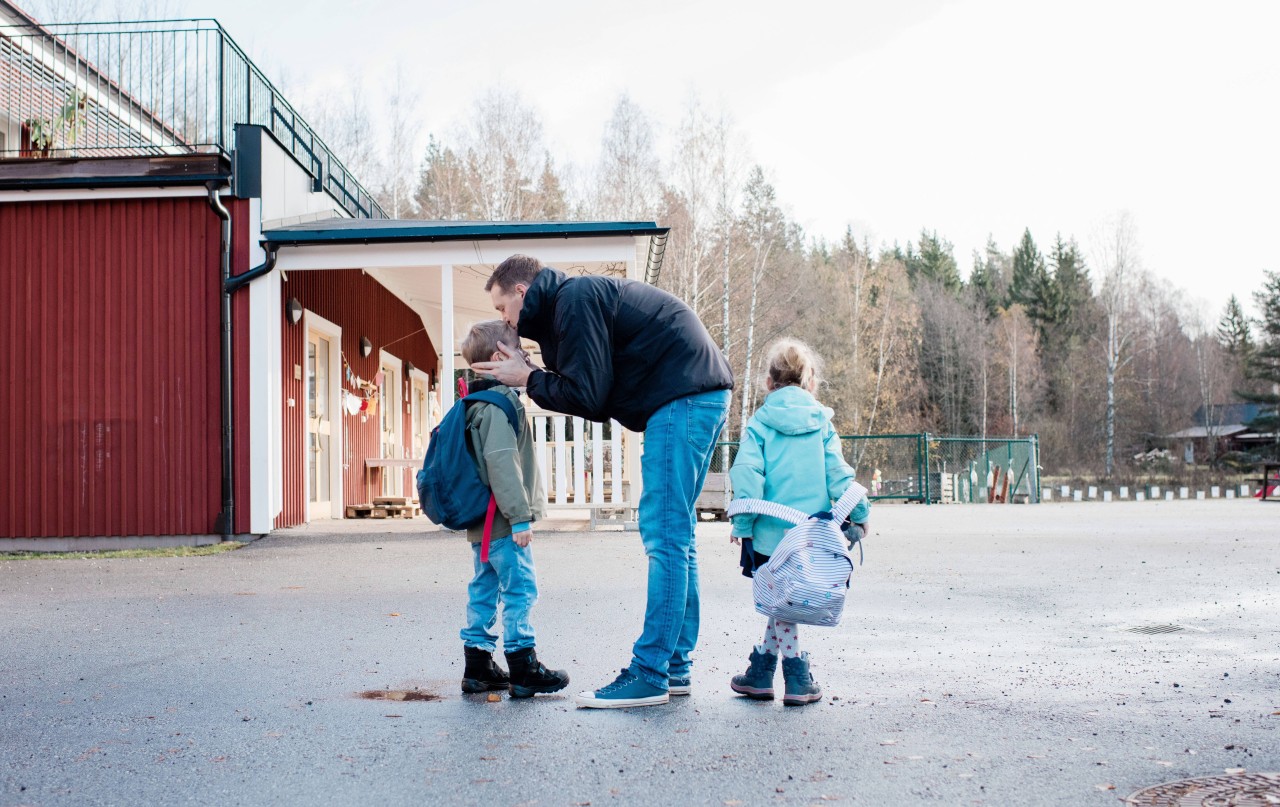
left=307, top=331, right=333, bottom=519
left=379, top=356, right=402, bottom=496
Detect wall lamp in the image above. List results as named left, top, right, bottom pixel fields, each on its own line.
left=285, top=297, right=303, bottom=325
left=359, top=336, right=373, bottom=358
left=405, top=361, right=416, bottom=374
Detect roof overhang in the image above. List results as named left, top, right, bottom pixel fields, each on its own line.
left=262, top=218, right=669, bottom=247
left=260, top=218, right=672, bottom=370
left=0, top=154, right=231, bottom=190
left=1165, top=425, right=1250, bottom=440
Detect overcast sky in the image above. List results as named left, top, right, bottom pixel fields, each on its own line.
left=28, top=0, right=1280, bottom=319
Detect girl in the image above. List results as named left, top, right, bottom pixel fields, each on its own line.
left=728, top=338, right=870, bottom=705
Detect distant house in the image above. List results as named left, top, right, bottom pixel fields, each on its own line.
left=1, top=8, right=667, bottom=549
left=1164, top=403, right=1267, bottom=464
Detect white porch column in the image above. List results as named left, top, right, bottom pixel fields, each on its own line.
left=247, top=197, right=283, bottom=534
left=625, top=427, right=643, bottom=525
left=441, top=263, right=455, bottom=414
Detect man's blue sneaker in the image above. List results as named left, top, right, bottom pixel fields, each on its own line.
left=574, top=668, right=669, bottom=709
left=668, top=675, right=691, bottom=696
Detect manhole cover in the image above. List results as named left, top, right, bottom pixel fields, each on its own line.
left=1126, top=624, right=1185, bottom=635
left=1124, top=772, right=1280, bottom=806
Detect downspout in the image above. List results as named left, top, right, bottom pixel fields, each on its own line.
left=207, top=182, right=278, bottom=541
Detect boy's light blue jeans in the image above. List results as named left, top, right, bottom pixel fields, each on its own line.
left=629, top=388, right=731, bottom=688
left=460, top=536, right=538, bottom=653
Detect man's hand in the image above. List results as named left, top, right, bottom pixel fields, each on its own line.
left=513, top=528, right=532, bottom=548
left=472, top=342, right=533, bottom=388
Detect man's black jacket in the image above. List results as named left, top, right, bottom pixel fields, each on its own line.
left=518, top=267, right=734, bottom=432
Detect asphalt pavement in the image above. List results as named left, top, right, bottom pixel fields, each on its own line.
left=2, top=499, right=1277, bottom=806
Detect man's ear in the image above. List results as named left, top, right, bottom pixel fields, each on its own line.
left=515, top=283, right=527, bottom=296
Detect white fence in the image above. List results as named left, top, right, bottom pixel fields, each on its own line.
left=528, top=410, right=639, bottom=522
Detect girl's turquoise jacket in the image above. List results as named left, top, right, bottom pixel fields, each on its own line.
left=728, top=385, right=869, bottom=556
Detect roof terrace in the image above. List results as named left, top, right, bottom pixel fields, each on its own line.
left=0, top=12, right=384, bottom=218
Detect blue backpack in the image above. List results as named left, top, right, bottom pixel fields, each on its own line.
left=416, top=390, right=521, bottom=530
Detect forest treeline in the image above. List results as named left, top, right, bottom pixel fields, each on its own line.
left=311, top=87, right=1279, bottom=478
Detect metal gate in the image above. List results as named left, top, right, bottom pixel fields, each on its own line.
left=699, top=433, right=1041, bottom=512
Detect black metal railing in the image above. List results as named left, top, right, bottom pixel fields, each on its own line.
left=0, top=18, right=384, bottom=219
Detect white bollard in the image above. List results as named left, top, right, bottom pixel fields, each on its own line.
left=1151, top=485, right=1161, bottom=498
left=1226, top=490, right=1236, bottom=499
left=1061, top=485, right=1070, bottom=498
left=1088, top=486, right=1098, bottom=499
left=1120, top=486, right=1129, bottom=499
left=1211, top=486, right=1220, bottom=498
left=1043, top=488, right=1052, bottom=502
left=1136, top=492, right=1146, bottom=502
left=1196, top=490, right=1205, bottom=500
left=1073, top=490, right=1083, bottom=502
left=1103, top=491, right=1113, bottom=502
left=1179, top=487, right=1189, bottom=499
left=1165, top=491, right=1174, bottom=501
left=1240, top=484, right=1250, bottom=497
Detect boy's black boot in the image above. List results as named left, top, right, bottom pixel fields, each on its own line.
left=461, top=646, right=510, bottom=694
left=505, top=647, right=570, bottom=698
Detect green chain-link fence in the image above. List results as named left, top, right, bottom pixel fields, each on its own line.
left=698, top=433, right=1040, bottom=518
left=927, top=436, right=1041, bottom=503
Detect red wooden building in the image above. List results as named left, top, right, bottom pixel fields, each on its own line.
left=1, top=9, right=666, bottom=549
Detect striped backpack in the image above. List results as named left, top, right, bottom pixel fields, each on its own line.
left=727, top=481, right=868, bottom=627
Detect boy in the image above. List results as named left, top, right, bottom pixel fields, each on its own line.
left=457, top=320, right=568, bottom=698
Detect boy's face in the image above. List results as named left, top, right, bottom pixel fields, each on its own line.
left=490, top=282, right=527, bottom=330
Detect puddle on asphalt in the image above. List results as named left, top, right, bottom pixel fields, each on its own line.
left=356, top=689, right=442, bottom=702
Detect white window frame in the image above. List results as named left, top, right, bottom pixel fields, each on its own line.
left=379, top=349, right=405, bottom=496
left=303, top=310, right=344, bottom=520
left=409, top=366, right=433, bottom=462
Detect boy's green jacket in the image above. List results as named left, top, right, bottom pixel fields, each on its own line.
left=463, top=382, right=546, bottom=543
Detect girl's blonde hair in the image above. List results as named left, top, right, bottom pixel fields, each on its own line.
left=764, top=337, right=822, bottom=390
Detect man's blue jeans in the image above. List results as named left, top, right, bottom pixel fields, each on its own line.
left=460, top=536, right=538, bottom=653
left=629, top=388, right=731, bottom=688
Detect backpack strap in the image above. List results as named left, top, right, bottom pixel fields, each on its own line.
left=726, top=498, right=810, bottom=526
left=830, top=480, right=868, bottom=523
left=728, top=479, right=869, bottom=527
left=479, top=494, right=497, bottom=563
left=464, top=390, right=522, bottom=436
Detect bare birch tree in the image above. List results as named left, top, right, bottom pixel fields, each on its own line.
left=459, top=87, right=548, bottom=221
left=665, top=96, right=734, bottom=319
left=595, top=93, right=660, bottom=220
left=1092, top=212, right=1143, bottom=477
left=734, top=166, right=784, bottom=436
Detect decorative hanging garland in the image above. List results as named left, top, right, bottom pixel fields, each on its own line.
left=340, top=351, right=382, bottom=417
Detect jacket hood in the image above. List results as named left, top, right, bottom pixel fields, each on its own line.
left=516, top=266, right=566, bottom=344
left=754, top=386, right=833, bottom=435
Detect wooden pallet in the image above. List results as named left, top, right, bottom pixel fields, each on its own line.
left=346, top=502, right=421, bottom=519
left=345, top=504, right=389, bottom=519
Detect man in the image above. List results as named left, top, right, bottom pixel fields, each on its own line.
left=473, top=254, right=733, bottom=708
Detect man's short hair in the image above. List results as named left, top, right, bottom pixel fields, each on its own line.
left=460, top=320, right=518, bottom=366
left=485, top=254, right=543, bottom=292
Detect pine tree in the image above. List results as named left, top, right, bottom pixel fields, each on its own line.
left=1049, top=234, right=1091, bottom=336
left=906, top=229, right=961, bottom=290
left=414, top=136, right=473, bottom=220
left=1217, top=294, right=1254, bottom=358
left=1008, top=228, right=1043, bottom=307
left=1008, top=228, right=1056, bottom=344
left=968, top=236, right=1008, bottom=320
left=1241, top=271, right=1280, bottom=450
